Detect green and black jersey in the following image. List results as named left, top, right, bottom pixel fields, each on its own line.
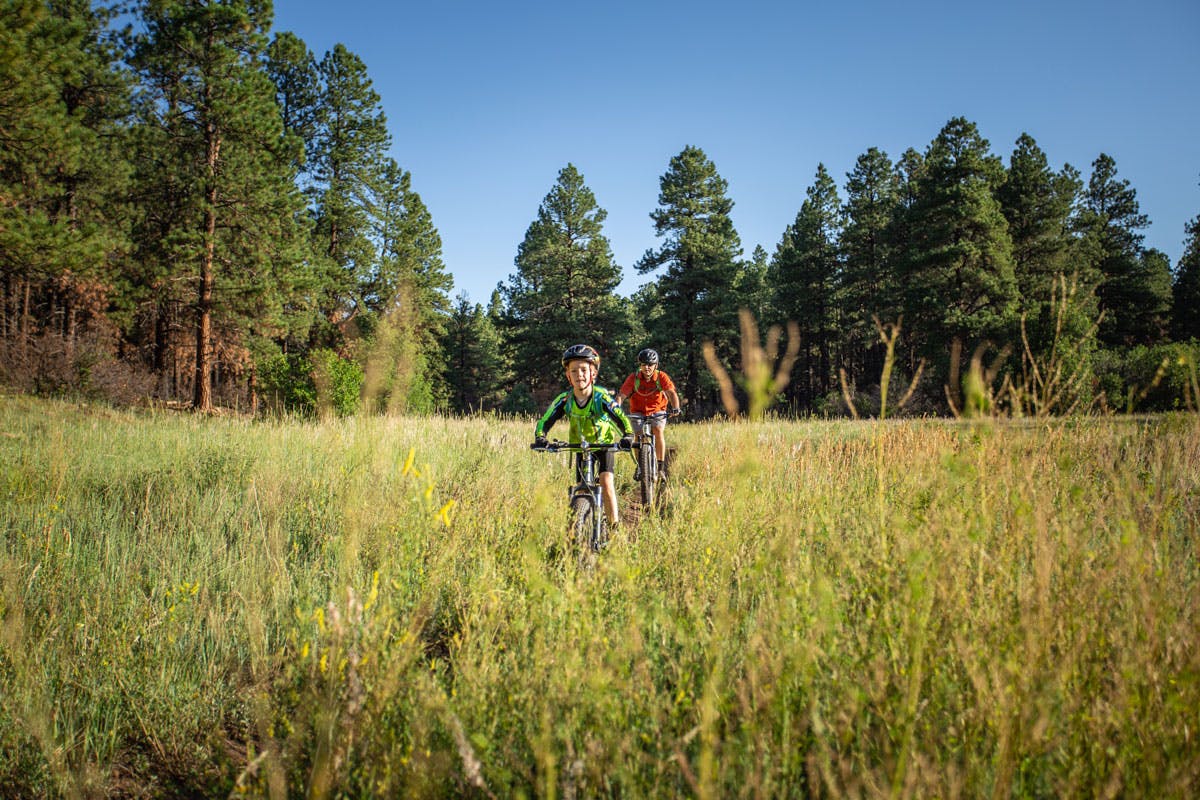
left=535, top=386, right=632, bottom=444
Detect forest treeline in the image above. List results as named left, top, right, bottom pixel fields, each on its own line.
left=2, top=1, right=1198, bottom=418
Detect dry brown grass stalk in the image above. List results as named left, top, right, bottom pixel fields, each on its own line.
left=702, top=309, right=800, bottom=420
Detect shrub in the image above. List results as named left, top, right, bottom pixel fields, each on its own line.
left=255, top=347, right=365, bottom=418
left=310, top=348, right=364, bottom=418
left=1093, top=341, right=1200, bottom=412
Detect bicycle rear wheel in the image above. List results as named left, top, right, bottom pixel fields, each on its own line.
left=638, top=444, right=657, bottom=509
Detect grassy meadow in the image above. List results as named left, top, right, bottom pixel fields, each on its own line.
left=1, top=393, right=1198, bottom=798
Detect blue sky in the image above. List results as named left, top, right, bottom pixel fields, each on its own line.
left=271, top=0, right=1200, bottom=305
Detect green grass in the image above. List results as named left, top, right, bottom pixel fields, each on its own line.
left=1, top=394, right=1198, bottom=798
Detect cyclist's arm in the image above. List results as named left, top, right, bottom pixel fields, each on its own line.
left=667, top=387, right=681, bottom=411
left=535, top=394, right=567, bottom=438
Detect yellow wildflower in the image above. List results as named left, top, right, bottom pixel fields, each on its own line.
left=364, top=570, right=380, bottom=612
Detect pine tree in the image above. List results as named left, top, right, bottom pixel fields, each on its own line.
left=893, top=148, right=926, bottom=213
left=442, top=293, right=508, bottom=412
left=883, top=147, right=925, bottom=379
left=261, top=31, right=328, bottom=352
left=895, top=118, right=1018, bottom=389
left=0, top=0, right=130, bottom=351
left=735, top=245, right=772, bottom=327
left=309, top=43, right=391, bottom=335
left=1172, top=212, right=1200, bottom=341
left=361, top=158, right=453, bottom=412
left=371, top=160, right=450, bottom=326
left=501, top=164, right=627, bottom=399
left=128, top=0, right=305, bottom=411
left=637, top=145, right=742, bottom=410
left=1131, top=249, right=1174, bottom=344
left=994, top=134, right=1093, bottom=380
left=266, top=31, right=321, bottom=177
left=1078, top=153, right=1168, bottom=346
left=840, top=147, right=900, bottom=384
left=769, top=163, right=843, bottom=407
left=997, top=134, right=1081, bottom=311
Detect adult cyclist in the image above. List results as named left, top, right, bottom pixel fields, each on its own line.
left=615, top=348, right=681, bottom=477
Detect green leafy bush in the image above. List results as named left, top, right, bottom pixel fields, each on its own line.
left=310, top=348, right=364, bottom=418
left=1093, top=341, right=1200, bottom=412
left=256, top=347, right=364, bottom=418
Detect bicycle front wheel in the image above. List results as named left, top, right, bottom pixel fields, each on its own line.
left=638, top=444, right=657, bottom=509
left=570, top=495, right=597, bottom=569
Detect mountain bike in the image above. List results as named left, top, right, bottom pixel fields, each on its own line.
left=627, top=410, right=679, bottom=510
left=530, top=438, right=631, bottom=568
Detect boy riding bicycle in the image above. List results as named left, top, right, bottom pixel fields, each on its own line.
left=615, top=349, right=681, bottom=476
left=534, top=344, right=634, bottom=528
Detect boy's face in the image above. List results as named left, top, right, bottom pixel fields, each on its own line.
left=566, top=359, right=596, bottom=391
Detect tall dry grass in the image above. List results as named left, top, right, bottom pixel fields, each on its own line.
left=1, top=393, right=1197, bottom=797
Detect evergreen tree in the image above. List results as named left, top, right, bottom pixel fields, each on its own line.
left=361, top=158, right=452, bottom=411
left=309, top=43, right=390, bottom=335
left=0, top=0, right=130, bottom=349
left=128, top=0, right=305, bottom=411
left=258, top=32, right=324, bottom=350
left=895, top=118, right=1018, bottom=390
left=266, top=31, right=321, bottom=178
left=995, top=134, right=1092, bottom=383
left=997, top=134, right=1081, bottom=311
left=735, top=245, right=772, bottom=327
left=1078, top=153, right=1168, bottom=346
left=882, top=146, right=926, bottom=377
left=1128, top=248, right=1173, bottom=344
left=442, top=293, right=508, bottom=412
left=264, top=33, right=316, bottom=170
left=1173, top=212, right=1200, bottom=341
left=501, top=164, right=627, bottom=399
left=261, top=31, right=327, bottom=352
left=637, top=145, right=742, bottom=410
left=371, top=160, right=450, bottom=325
left=769, top=163, right=843, bottom=407
left=840, top=147, right=900, bottom=383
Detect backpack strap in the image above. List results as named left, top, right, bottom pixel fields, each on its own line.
left=593, top=388, right=625, bottom=430
left=633, top=373, right=662, bottom=393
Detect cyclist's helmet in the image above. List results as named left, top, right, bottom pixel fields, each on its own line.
left=561, top=343, right=601, bottom=369
left=637, top=348, right=660, bottom=366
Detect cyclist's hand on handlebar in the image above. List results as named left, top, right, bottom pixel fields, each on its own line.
left=619, top=433, right=635, bottom=451
left=533, top=435, right=548, bottom=449
left=670, top=407, right=682, bottom=417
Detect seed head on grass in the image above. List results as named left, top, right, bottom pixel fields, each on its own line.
left=702, top=309, right=799, bottom=420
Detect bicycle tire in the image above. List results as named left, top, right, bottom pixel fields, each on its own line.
left=570, top=495, right=596, bottom=569
left=638, top=443, right=656, bottom=509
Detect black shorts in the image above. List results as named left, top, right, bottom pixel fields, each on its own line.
left=575, top=450, right=616, bottom=481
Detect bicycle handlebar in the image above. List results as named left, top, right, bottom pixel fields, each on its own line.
left=628, top=411, right=670, bottom=420
left=628, top=408, right=681, bottom=421
left=531, top=440, right=632, bottom=453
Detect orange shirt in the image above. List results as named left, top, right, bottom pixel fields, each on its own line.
left=619, top=369, right=676, bottom=414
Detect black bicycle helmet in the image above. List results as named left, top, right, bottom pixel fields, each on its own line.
left=561, top=343, right=601, bottom=368
left=637, top=348, right=659, bottom=366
